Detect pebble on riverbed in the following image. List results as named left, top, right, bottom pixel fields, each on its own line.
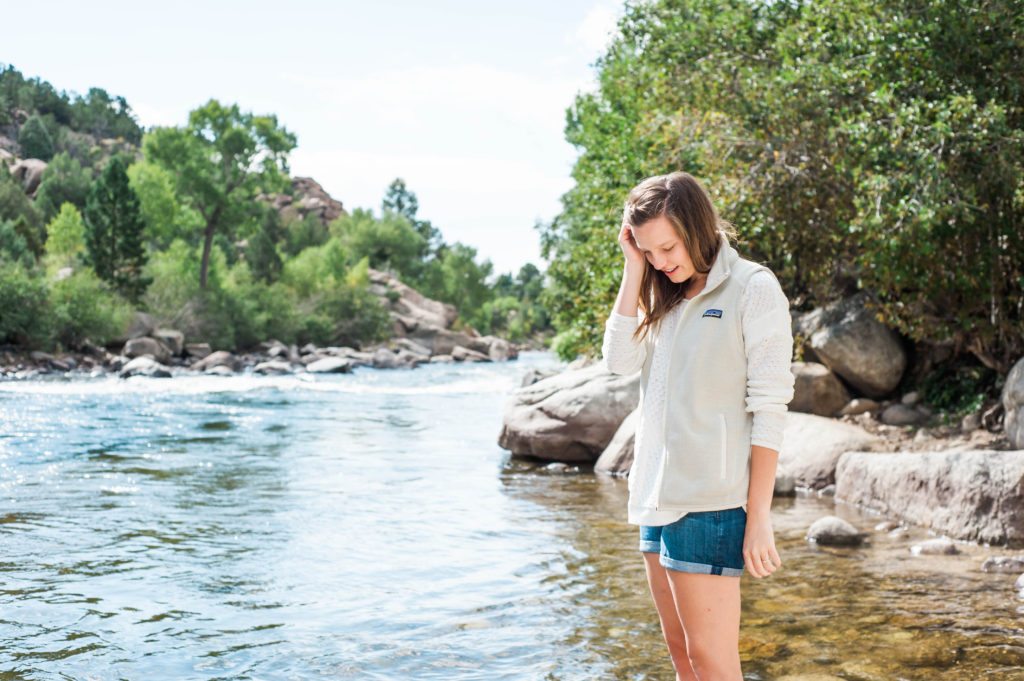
left=980, top=555, right=1024, bottom=573
left=806, top=515, right=866, bottom=546
left=910, top=537, right=960, bottom=555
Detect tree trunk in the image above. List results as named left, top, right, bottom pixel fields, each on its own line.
left=200, top=221, right=216, bottom=289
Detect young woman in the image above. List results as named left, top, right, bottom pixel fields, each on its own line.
left=601, top=172, right=795, bottom=680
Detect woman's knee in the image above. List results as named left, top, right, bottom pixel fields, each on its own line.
left=684, top=640, right=739, bottom=680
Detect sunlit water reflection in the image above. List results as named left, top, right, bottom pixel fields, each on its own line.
left=0, top=352, right=1021, bottom=680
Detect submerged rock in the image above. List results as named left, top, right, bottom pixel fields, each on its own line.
left=806, top=515, right=866, bottom=546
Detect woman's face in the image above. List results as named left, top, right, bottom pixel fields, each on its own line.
left=629, top=214, right=698, bottom=284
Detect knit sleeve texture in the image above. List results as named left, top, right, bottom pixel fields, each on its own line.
left=601, top=309, right=649, bottom=375
left=741, top=269, right=796, bottom=452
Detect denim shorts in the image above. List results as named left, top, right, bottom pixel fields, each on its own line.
left=638, top=507, right=747, bottom=577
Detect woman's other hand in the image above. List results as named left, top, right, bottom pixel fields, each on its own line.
left=742, top=510, right=782, bottom=578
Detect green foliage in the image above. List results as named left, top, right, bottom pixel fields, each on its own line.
left=18, top=114, right=55, bottom=161
left=245, top=208, right=285, bottom=284
left=466, top=263, right=548, bottom=341
left=0, top=163, right=43, bottom=257
left=919, top=361, right=1001, bottom=417
left=0, top=261, right=49, bottom=346
left=43, top=203, right=86, bottom=270
left=48, top=269, right=133, bottom=349
left=282, top=212, right=330, bottom=256
left=331, top=207, right=427, bottom=280
left=126, top=160, right=203, bottom=251
left=142, top=99, right=298, bottom=288
left=33, top=151, right=92, bottom=221
left=83, top=155, right=151, bottom=302
left=382, top=177, right=442, bottom=255
left=540, top=0, right=1024, bottom=367
left=0, top=219, right=34, bottom=267
left=415, top=242, right=494, bottom=317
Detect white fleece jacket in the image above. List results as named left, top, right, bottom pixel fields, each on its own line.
left=601, top=238, right=795, bottom=526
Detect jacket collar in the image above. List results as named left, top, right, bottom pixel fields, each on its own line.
left=697, top=229, right=739, bottom=298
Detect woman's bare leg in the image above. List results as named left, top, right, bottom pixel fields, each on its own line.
left=642, top=552, right=698, bottom=681
left=664, top=570, right=742, bottom=681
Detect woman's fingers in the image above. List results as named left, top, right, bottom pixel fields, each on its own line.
left=744, top=544, right=781, bottom=578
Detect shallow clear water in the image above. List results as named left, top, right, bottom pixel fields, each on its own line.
left=0, top=351, right=1021, bottom=680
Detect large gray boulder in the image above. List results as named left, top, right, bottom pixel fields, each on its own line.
left=10, top=158, right=46, bottom=195
left=191, top=350, right=239, bottom=372
left=498, top=363, right=640, bottom=462
left=1004, top=356, right=1024, bottom=448
left=835, top=449, right=1024, bottom=547
left=152, top=328, right=185, bottom=356
left=778, top=412, right=880, bottom=489
left=368, top=267, right=458, bottom=333
left=594, top=407, right=640, bottom=476
left=798, top=292, right=907, bottom=398
left=123, top=337, right=172, bottom=364
left=790, top=362, right=851, bottom=416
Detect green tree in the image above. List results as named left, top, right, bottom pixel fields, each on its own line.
left=126, top=160, right=203, bottom=250
left=142, top=99, right=297, bottom=289
left=381, top=177, right=443, bottom=256
left=44, top=202, right=86, bottom=269
left=331, top=207, right=427, bottom=280
left=246, top=207, right=285, bottom=283
left=33, top=151, right=92, bottom=221
left=417, top=242, right=494, bottom=323
left=18, top=113, right=54, bottom=161
left=83, top=155, right=151, bottom=301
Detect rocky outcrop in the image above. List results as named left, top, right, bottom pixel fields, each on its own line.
left=835, top=449, right=1024, bottom=547
left=367, top=267, right=517, bottom=363
left=498, top=362, right=639, bottom=462
left=795, top=292, right=907, bottom=398
left=790, top=361, right=851, bottom=416
left=778, top=412, right=881, bottom=490
left=1004, top=356, right=1024, bottom=448
left=10, top=158, right=46, bottom=195
left=263, top=176, right=346, bottom=226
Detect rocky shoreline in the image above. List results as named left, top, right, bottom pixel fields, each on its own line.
left=0, top=266, right=545, bottom=381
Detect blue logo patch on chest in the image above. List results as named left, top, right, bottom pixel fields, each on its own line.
left=702, top=308, right=723, bottom=318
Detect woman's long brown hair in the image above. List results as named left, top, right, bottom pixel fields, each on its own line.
left=622, top=171, right=738, bottom=342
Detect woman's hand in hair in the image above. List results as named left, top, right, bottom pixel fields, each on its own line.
left=618, top=224, right=646, bottom=271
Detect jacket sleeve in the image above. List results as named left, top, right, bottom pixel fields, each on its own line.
left=741, top=270, right=796, bottom=452
left=601, top=309, right=650, bottom=375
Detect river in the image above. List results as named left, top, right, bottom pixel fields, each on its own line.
left=0, top=351, right=1021, bottom=680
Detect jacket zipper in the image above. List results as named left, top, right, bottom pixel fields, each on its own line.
left=654, top=288, right=708, bottom=511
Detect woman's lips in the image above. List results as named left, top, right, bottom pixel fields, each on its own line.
left=663, top=266, right=678, bottom=274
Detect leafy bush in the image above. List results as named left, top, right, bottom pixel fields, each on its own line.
left=48, top=269, right=133, bottom=349
left=0, top=261, right=50, bottom=346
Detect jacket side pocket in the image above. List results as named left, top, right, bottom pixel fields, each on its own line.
left=718, top=412, right=728, bottom=480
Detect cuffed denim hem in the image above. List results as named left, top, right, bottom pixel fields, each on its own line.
left=660, top=554, right=744, bottom=577
left=638, top=540, right=661, bottom=553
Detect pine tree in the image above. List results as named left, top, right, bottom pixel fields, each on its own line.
left=83, top=155, right=151, bottom=301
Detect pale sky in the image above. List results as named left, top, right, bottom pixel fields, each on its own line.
left=4, top=0, right=624, bottom=278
